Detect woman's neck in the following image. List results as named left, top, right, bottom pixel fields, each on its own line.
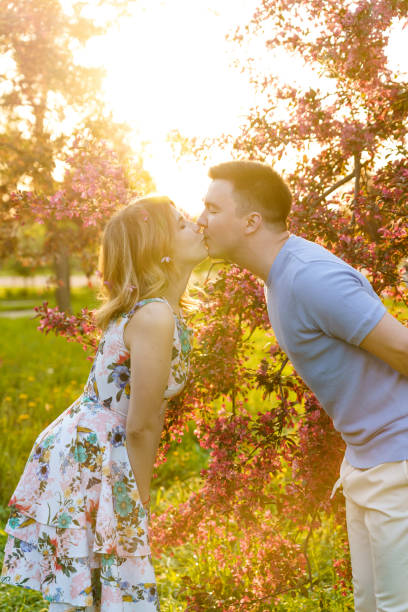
left=162, top=266, right=192, bottom=315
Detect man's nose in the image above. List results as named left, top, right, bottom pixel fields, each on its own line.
left=197, top=210, right=207, bottom=227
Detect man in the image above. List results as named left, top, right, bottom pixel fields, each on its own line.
left=197, top=160, right=408, bottom=612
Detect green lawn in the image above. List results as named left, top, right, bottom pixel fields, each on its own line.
left=0, top=285, right=100, bottom=313
left=0, top=288, right=206, bottom=610
left=0, top=284, right=370, bottom=610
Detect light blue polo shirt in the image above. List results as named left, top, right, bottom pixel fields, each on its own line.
left=265, top=234, right=408, bottom=468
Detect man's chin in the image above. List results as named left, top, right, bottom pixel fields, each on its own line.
left=205, top=241, right=224, bottom=260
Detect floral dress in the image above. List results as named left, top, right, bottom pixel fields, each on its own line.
left=0, top=298, right=192, bottom=611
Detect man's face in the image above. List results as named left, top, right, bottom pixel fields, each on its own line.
left=198, top=179, right=245, bottom=260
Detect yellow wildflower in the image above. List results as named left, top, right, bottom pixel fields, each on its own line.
left=17, top=414, right=29, bottom=422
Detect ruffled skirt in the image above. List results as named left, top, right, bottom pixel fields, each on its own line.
left=0, top=395, right=160, bottom=610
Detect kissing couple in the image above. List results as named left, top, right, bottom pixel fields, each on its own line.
left=2, top=161, right=408, bottom=611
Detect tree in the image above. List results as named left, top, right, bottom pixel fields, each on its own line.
left=231, top=0, right=408, bottom=296
left=0, top=0, right=105, bottom=194
left=0, top=0, right=144, bottom=310
left=12, top=134, right=155, bottom=311
left=154, top=0, right=408, bottom=605
left=30, top=0, right=408, bottom=608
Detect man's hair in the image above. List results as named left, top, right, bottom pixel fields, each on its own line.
left=208, top=160, right=292, bottom=226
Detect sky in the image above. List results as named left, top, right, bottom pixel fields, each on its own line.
left=75, top=0, right=408, bottom=216
left=78, top=0, right=261, bottom=215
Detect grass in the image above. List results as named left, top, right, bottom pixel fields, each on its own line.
left=0, top=284, right=359, bottom=610
left=0, top=286, right=100, bottom=313
left=0, top=289, right=208, bottom=610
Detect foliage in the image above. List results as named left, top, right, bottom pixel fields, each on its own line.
left=1, top=0, right=408, bottom=608
left=230, top=0, right=408, bottom=297
left=0, top=0, right=154, bottom=311
left=0, top=293, right=353, bottom=611
left=0, top=311, right=198, bottom=611
left=0, top=0, right=133, bottom=197
left=24, top=1, right=408, bottom=608
left=29, top=265, right=351, bottom=609
left=6, top=135, right=154, bottom=310
left=12, top=137, right=130, bottom=274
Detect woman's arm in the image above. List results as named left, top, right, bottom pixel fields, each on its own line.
left=124, top=302, right=174, bottom=507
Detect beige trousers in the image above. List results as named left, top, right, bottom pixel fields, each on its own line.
left=336, top=457, right=408, bottom=612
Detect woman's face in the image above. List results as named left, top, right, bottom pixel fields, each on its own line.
left=171, top=208, right=207, bottom=267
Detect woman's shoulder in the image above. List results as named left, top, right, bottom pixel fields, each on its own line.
left=123, top=298, right=175, bottom=349
left=126, top=297, right=174, bottom=318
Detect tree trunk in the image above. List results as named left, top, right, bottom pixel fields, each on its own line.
left=54, top=247, right=71, bottom=313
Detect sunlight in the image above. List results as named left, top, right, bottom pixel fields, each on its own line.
left=77, top=0, right=259, bottom=215
left=75, top=0, right=408, bottom=216
left=83, top=0, right=258, bottom=139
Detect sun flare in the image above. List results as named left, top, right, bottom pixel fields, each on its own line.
left=76, top=0, right=408, bottom=217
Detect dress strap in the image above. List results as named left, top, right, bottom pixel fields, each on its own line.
left=126, top=297, right=175, bottom=318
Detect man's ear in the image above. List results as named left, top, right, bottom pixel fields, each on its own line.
left=244, top=212, right=262, bottom=235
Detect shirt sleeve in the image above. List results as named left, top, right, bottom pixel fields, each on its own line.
left=292, top=262, right=386, bottom=345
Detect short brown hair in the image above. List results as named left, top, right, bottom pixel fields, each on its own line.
left=208, top=160, right=292, bottom=226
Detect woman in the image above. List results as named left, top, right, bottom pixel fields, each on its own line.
left=0, top=195, right=207, bottom=610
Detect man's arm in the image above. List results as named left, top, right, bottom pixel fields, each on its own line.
left=359, top=311, right=408, bottom=377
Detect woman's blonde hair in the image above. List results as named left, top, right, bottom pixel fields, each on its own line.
left=94, top=194, right=178, bottom=330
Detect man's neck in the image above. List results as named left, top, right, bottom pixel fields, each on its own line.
left=232, top=229, right=291, bottom=283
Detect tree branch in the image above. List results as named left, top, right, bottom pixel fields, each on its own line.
left=353, top=152, right=361, bottom=206
left=310, top=171, right=356, bottom=205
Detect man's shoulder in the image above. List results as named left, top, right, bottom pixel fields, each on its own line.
left=286, top=235, right=363, bottom=278
left=288, top=235, right=347, bottom=267
left=283, top=236, right=370, bottom=302
left=267, top=235, right=365, bottom=302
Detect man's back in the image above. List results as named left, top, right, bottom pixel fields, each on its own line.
left=265, top=234, right=408, bottom=468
